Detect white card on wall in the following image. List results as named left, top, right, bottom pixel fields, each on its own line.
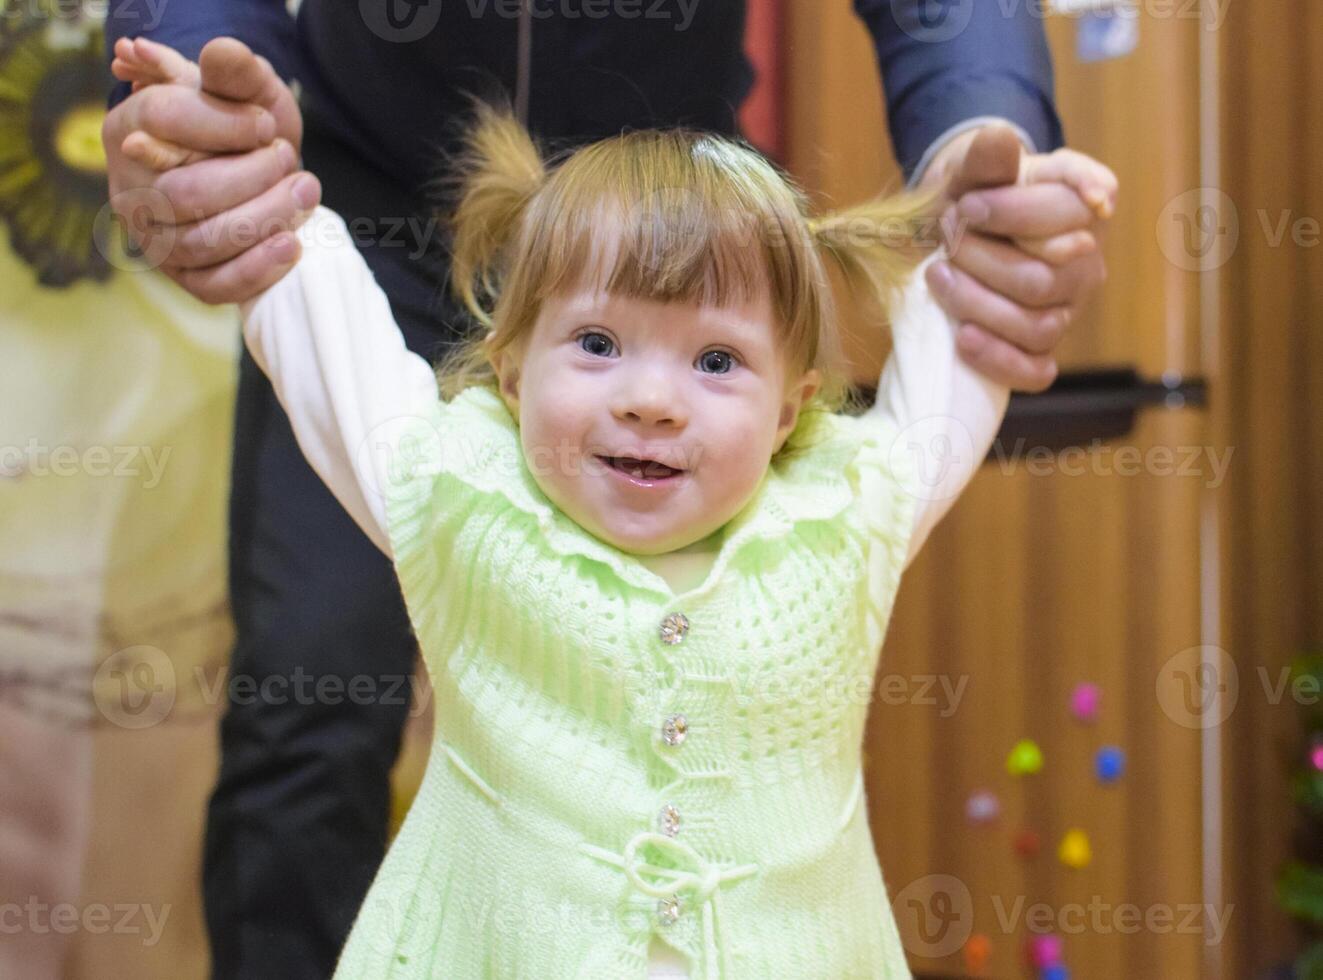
left=1077, top=10, right=1140, bottom=62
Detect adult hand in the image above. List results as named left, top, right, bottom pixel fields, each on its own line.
left=919, top=125, right=1118, bottom=392
left=102, top=37, right=320, bottom=304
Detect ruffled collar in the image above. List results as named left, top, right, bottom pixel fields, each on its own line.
left=432, top=385, right=870, bottom=602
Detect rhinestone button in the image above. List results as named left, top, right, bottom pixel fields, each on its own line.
left=656, top=895, right=681, bottom=926
left=661, top=713, right=688, bottom=746
left=658, top=612, right=690, bottom=646
left=657, top=802, right=681, bottom=837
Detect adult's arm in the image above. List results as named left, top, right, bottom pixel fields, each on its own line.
left=104, top=0, right=299, bottom=110
left=853, top=0, right=1066, bottom=187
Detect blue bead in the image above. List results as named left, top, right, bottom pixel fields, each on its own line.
left=1095, top=746, right=1125, bottom=782
left=1042, top=965, right=1070, bottom=980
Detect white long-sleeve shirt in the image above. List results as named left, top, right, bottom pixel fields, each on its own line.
left=239, top=205, right=1008, bottom=589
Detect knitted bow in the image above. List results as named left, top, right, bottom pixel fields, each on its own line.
left=579, top=831, right=760, bottom=979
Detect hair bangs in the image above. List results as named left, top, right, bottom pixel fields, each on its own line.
left=523, top=138, right=785, bottom=313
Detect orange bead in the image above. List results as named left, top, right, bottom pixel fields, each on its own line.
left=963, top=933, right=992, bottom=975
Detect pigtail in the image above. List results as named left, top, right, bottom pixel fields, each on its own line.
left=806, top=185, right=943, bottom=324
left=435, top=96, right=548, bottom=330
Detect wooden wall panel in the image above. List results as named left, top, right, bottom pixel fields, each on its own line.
left=1214, top=1, right=1323, bottom=975
left=1042, top=13, right=1202, bottom=376
left=783, top=0, right=897, bottom=386
left=780, top=3, right=1221, bottom=977
left=785, top=6, right=1203, bottom=381
left=868, top=408, right=1206, bottom=978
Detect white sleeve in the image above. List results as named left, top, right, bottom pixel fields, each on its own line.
left=863, top=249, right=1012, bottom=569
left=237, top=205, right=443, bottom=558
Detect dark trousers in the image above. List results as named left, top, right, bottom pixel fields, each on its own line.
left=202, top=121, right=466, bottom=980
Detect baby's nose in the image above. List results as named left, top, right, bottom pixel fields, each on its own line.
left=611, top=377, right=686, bottom=427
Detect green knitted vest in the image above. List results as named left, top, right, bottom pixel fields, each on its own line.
left=332, top=383, right=918, bottom=980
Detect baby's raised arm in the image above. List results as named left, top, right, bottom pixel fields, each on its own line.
left=865, top=249, right=1012, bottom=569
left=239, top=206, right=443, bottom=557
left=113, top=38, right=439, bottom=556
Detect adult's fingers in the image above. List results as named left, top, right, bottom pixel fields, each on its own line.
left=941, top=224, right=1098, bottom=311
left=1014, top=228, right=1098, bottom=267
left=954, top=323, right=1060, bottom=393
left=121, top=83, right=275, bottom=154
left=122, top=130, right=210, bottom=171
left=925, top=257, right=1072, bottom=356
left=164, top=230, right=304, bottom=306
left=163, top=170, right=319, bottom=269
left=956, top=182, right=1096, bottom=240
left=941, top=205, right=1100, bottom=268
left=198, top=37, right=302, bottom=150
left=945, top=125, right=1023, bottom=200
left=109, top=35, right=299, bottom=163
left=198, top=37, right=274, bottom=103
left=149, top=138, right=298, bottom=222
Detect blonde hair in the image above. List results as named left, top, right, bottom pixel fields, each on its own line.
left=428, top=98, right=939, bottom=454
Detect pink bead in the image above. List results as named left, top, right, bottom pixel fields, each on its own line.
left=1030, top=933, right=1063, bottom=968
left=1070, top=683, right=1101, bottom=722
left=966, top=790, right=1001, bottom=825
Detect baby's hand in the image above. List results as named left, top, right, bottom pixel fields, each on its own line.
left=923, top=128, right=1117, bottom=392
left=111, top=37, right=209, bottom=170
left=112, top=36, right=202, bottom=90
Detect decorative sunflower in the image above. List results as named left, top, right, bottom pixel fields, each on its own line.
left=0, top=2, right=116, bottom=287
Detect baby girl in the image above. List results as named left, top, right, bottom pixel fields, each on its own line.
left=111, top=34, right=1100, bottom=980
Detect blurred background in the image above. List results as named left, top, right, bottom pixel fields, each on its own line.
left=0, top=0, right=1319, bottom=978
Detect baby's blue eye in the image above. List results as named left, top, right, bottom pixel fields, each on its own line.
left=578, top=331, right=615, bottom=357
left=698, top=350, right=734, bottom=374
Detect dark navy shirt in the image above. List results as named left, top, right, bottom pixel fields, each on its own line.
left=104, top=1, right=1065, bottom=332
left=105, top=0, right=1064, bottom=196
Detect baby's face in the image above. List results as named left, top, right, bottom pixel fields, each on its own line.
left=490, top=288, right=819, bottom=556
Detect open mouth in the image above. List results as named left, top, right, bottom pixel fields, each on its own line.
left=596, top=456, right=685, bottom=480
